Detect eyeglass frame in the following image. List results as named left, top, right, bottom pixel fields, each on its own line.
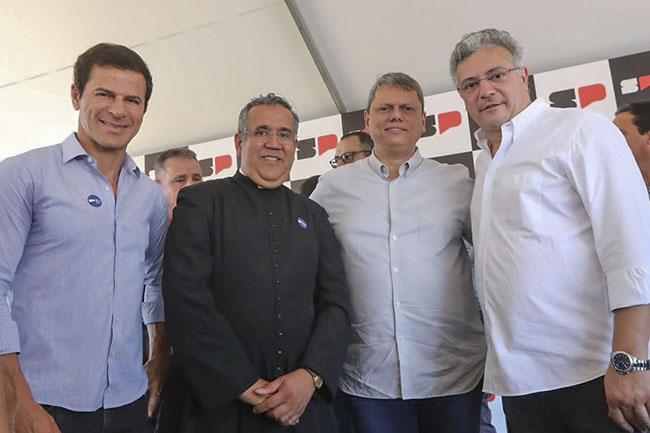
left=329, top=150, right=372, bottom=168
left=241, top=128, right=297, bottom=145
left=457, top=67, right=522, bottom=95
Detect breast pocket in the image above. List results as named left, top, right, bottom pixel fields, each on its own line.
left=496, top=172, right=543, bottom=231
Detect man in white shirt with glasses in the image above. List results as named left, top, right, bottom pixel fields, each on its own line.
left=450, top=28, right=650, bottom=433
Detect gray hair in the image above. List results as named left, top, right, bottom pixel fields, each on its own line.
left=449, top=28, right=524, bottom=87
left=154, top=147, right=198, bottom=181
left=237, top=93, right=299, bottom=136
left=367, top=72, right=424, bottom=112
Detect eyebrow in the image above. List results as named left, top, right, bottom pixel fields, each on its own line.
left=94, top=87, right=143, bottom=103
left=460, top=67, right=509, bottom=83
left=254, top=125, right=293, bottom=133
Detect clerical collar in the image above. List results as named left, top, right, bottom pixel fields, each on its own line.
left=238, top=169, right=264, bottom=189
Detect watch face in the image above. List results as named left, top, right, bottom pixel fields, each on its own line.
left=613, top=352, right=632, bottom=372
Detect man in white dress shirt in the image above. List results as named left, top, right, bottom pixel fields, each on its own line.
left=311, top=72, right=486, bottom=433
left=450, top=28, right=650, bottom=433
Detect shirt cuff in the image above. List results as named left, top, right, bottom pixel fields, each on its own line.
left=0, top=318, right=21, bottom=355
left=141, top=285, right=165, bottom=324
left=607, top=267, right=650, bottom=311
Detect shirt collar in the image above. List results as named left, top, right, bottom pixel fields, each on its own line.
left=474, top=98, right=549, bottom=151
left=60, top=132, right=140, bottom=177
left=367, top=147, right=424, bottom=180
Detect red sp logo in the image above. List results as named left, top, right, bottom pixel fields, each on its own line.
left=297, top=134, right=338, bottom=161
left=549, top=84, right=606, bottom=109
left=423, top=111, right=462, bottom=138
left=620, top=75, right=650, bottom=95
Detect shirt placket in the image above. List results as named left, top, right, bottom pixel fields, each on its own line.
left=266, top=192, right=286, bottom=379
left=388, top=178, right=405, bottom=397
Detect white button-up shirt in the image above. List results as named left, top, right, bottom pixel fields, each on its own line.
left=312, top=149, right=486, bottom=399
left=472, top=98, right=650, bottom=396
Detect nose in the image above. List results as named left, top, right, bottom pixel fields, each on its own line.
left=108, top=97, right=126, bottom=117
left=478, top=78, right=496, bottom=98
left=389, top=106, right=403, bottom=121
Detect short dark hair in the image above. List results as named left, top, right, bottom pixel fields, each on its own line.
left=154, top=148, right=198, bottom=181
left=74, top=43, right=154, bottom=111
left=367, top=72, right=424, bottom=113
left=616, top=101, right=650, bottom=135
left=238, top=93, right=299, bottom=136
left=340, top=130, right=374, bottom=151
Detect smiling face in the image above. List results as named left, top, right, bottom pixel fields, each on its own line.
left=455, top=45, right=531, bottom=135
left=235, top=104, right=297, bottom=189
left=364, top=84, right=425, bottom=157
left=71, top=65, right=147, bottom=156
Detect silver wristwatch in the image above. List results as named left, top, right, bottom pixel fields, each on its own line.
left=611, top=351, right=650, bottom=375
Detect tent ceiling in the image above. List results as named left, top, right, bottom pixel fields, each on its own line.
left=2, top=0, right=650, bottom=161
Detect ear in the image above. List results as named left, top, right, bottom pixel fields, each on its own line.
left=644, top=130, right=650, bottom=146
left=155, top=179, right=162, bottom=186
left=364, top=110, right=370, bottom=130
left=420, top=111, right=427, bottom=133
left=71, top=84, right=81, bottom=111
left=520, top=66, right=530, bottom=88
left=234, top=133, right=244, bottom=157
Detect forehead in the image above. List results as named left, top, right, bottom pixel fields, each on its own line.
left=371, top=84, right=421, bottom=109
left=246, top=104, right=296, bottom=131
left=455, top=45, right=515, bottom=80
left=86, top=65, right=146, bottom=96
left=614, top=112, right=635, bottom=128
left=164, top=157, right=201, bottom=176
left=336, top=136, right=363, bottom=155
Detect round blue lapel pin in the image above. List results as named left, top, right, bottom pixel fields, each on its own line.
left=87, top=195, right=102, bottom=207
left=297, top=218, right=308, bottom=229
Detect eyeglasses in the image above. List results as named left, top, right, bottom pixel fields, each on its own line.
left=329, top=150, right=372, bottom=168
left=457, top=67, right=521, bottom=95
left=243, top=129, right=295, bottom=145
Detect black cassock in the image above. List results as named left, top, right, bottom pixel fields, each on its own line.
left=159, top=172, right=350, bottom=433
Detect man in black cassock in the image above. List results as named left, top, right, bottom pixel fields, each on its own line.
left=159, top=93, right=350, bottom=433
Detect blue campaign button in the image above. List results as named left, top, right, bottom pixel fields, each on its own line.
left=87, top=195, right=102, bottom=207
left=297, top=218, right=308, bottom=229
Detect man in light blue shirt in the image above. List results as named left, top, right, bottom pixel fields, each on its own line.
left=0, top=43, right=169, bottom=433
left=311, top=72, right=486, bottom=433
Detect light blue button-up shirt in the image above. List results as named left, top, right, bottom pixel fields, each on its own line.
left=0, top=133, right=168, bottom=410
left=311, top=149, right=486, bottom=399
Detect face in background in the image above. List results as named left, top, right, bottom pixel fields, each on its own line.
left=235, top=104, right=297, bottom=189
left=334, top=135, right=371, bottom=168
left=614, top=112, right=650, bottom=164
left=364, top=85, right=425, bottom=154
left=156, top=157, right=203, bottom=216
left=455, top=45, right=531, bottom=134
left=71, top=65, right=147, bottom=155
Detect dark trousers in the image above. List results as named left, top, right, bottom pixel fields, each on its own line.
left=502, top=376, right=628, bottom=433
left=335, top=381, right=483, bottom=433
left=42, top=393, right=152, bottom=433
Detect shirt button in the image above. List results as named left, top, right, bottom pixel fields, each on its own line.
left=114, top=316, right=120, bottom=323
left=276, top=296, right=282, bottom=302
left=104, top=186, right=110, bottom=192
left=87, top=157, right=93, bottom=163
left=276, top=366, right=282, bottom=371
left=106, top=387, right=112, bottom=393
left=275, top=279, right=280, bottom=284
left=273, top=249, right=280, bottom=254
left=397, top=336, right=403, bottom=341
left=277, top=331, right=284, bottom=337
left=116, top=282, right=121, bottom=288
left=391, top=235, right=397, bottom=240
left=393, top=267, right=399, bottom=273
left=277, top=349, right=283, bottom=355
left=111, top=352, right=116, bottom=358
left=268, top=211, right=274, bottom=216
left=116, top=248, right=120, bottom=254
left=274, top=263, right=280, bottom=269
left=277, top=313, right=282, bottom=319
left=396, top=301, right=401, bottom=307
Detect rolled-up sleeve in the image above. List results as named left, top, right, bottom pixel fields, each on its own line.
left=142, top=188, right=168, bottom=324
left=0, top=156, right=34, bottom=354
left=566, top=114, right=650, bottom=311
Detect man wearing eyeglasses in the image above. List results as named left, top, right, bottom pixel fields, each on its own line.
left=330, top=131, right=374, bottom=169
left=450, top=28, right=650, bottom=433
left=311, top=73, right=486, bottom=433
left=159, top=93, right=350, bottom=433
